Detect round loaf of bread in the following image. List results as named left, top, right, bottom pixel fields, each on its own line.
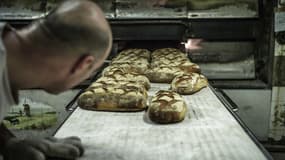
left=148, top=90, right=187, bottom=124
left=170, top=73, right=208, bottom=95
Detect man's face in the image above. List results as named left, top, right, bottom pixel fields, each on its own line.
left=44, top=54, right=106, bottom=94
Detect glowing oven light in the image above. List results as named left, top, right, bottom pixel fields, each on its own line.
left=182, top=39, right=203, bottom=52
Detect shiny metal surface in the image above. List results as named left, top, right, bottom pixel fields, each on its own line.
left=115, top=0, right=187, bottom=19
left=223, top=89, right=272, bottom=141
left=198, top=55, right=255, bottom=79
left=0, top=0, right=46, bottom=20
left=0, top=0, right=259, bottom=20
left=187, top=2, right=258, bottom=18
left=0, top=8, right=46, bottom=20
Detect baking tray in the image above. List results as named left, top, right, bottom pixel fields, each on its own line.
left=55, top=83, right=270, bottom=160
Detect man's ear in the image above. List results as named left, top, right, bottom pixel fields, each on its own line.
left=70, top=55, right=95, bottom=75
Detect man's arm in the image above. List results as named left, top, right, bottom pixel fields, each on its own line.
left=0, top=122, right=84, bottom=160
left=0, top=123, right=15, bottom=155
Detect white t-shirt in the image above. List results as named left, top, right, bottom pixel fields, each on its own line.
left=0, top=23, right=17, bottom=122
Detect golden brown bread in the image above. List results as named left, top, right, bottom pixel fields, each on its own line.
left=148, top=90, right=187, bottom=124
left=78, top=82, right=148, bottom=111
left=99, top=72, right=150, bottom=90
left=178, top=61, right=201, bottom=74
left=170, top=73, right=208, bottom=95
left=152, top=48, right=185, bottom=58
left=115, top=48, right=151, bottom=61
left=110, top=49, right=150, bottom=75
left=151, top=59, right=201, bottom=74
left=146, top=66, right=184, bottom=83
left=102, top=65, right=130, bottom=76
left=110, top=61, right=149, bottom=75
left=147, top=48, right=201, bottom=83
left=78, top=48, right=152, bottom=112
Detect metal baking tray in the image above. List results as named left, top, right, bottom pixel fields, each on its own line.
left=55, top=83, right=271, bottom=160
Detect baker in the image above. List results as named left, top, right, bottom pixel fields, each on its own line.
left=0, top=0, right=112, bottom=159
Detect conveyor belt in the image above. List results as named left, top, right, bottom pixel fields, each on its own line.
left=55, top=83, right=269, bottom=160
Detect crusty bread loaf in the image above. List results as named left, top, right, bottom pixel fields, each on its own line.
left=146, top=66, right=184, bottom=83
left=95, top=77, right=147, bottom=90
left=170, top=73, right=208, bottom=94
left=112, top=56, right=149, bottom=63
left=147, top=48, right=201, bottom=83
left=151, top=59, right=201, bottom=73
left=99, top=72, right=150, bottom=90
left=152, top=53, right=187, bottom=61
left=152, top=48, right=185, bottom=58
left=148, top=90, right=187, bottom=124
left=151, top=56, right=188, bottom=68
left=110, top=61, right=149, bottom=75
left=78, top=82, right=148, bottom=111
left=115, top=48, right=151, bottom=61
left=77, top=48, right=152, bottom=112
left=106, top=49, right=151, bottom=75
left=102, top=65, right=129, bottom=76
left=178, top=61, right=201, bottom=74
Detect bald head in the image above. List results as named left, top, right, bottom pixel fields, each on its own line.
left=29, top=0, right=112, bottom=60
left=4, top=0, right=112, bottom=94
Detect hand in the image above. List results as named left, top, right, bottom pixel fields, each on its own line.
left=3, top=136, right=84, bottom=160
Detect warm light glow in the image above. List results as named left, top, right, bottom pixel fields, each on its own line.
left=183, top=39, right=203, bottom=52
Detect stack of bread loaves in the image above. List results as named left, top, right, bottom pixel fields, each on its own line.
left=78, top=48, right=208, bottom=124
left=109, top=48, right=150, bottom=75
left=146, top=48, right=201, bottom=83
left=78, top=49, right=151, bottom=111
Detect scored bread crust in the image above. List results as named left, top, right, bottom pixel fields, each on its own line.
left=109, top=48, right=151, bottom=75
left=151, top=60, right=201, bottom=74
left=116, top=48, right=151, bottom=61
left=146, top=66, right=184, bottom=83
left=110, top=62, right=149, bottom=75
left=99, top=72, right=150, bottom=90
left=170, top=73, right=208, bottom=95
left=78, top=82, right=148, bottom=111
left=148, top=48, right=201, bottom=83
left=178, top=61, right=201, bottom=74
left=152, top=48, right=184, bottom=57
left=148, top=90, right=187, bottom=124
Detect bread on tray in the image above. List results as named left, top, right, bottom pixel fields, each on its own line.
left=170, top=73, right=208, bottom=95
left=78, top=82, right=148, bottom=111
left=148, top=90, right=187, bottom=124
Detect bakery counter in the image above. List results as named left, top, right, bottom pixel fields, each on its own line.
left=54, top=83, right=271, bottom=160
